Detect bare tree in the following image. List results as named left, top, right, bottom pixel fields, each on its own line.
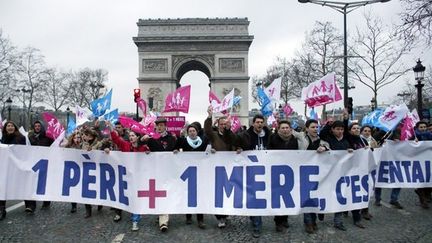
left=350, top=12, right=413, bottom=108
left=298, top=21, right=344, bottom=118
left=251, top=21, right=342, bottom=118
left=42, top=68, right=72, bottom=112
left=14, top=47, right=48, bottom=128
left=398, top=0, right=432, bottom=45
left=0, top=29, right=18, bottom=117
left=68, top=68, right=108, bottom=109
left=250, top=57, right=305, bottom=106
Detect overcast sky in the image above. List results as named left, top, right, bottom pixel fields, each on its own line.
left=1, top=0, right=430, bottom=123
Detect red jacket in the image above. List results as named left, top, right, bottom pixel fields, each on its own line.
left=111, top=131, right=149, bottom=152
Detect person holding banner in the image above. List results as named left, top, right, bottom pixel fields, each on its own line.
left=234, top=114, right=270, bottom=238
left=140, top=117, right=176, bottom=232
left=413, top=121, right=432, bottom=209
left=267, top=120, right=300, bottom=233
left=204, top=106, right=236, bottom=229
left=110, top=125, right=150, bottom=231
left=174, top=123, right=208, bottom=229
left=374, top=129, right=404, bottom=210
left=319, top=119, right=355, bottom=231
left=64, top=131, right=83, bottom=213
left=28, top=121, right=54, bottom=211
left=344, top=120, right=369, bottom=226
left=360, top=126, right=378, bottom=149
left=0, top=121, right=26, bottom=220
left=81, top=128, right=104, bottom=218
left=292, top=119, right=329, bottom=234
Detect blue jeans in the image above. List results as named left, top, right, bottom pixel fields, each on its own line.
left=250, top=216, right=262, bottom=230
left=131, top=214, right=141, bottom=223
left=375, top=188, right=401, bottom=203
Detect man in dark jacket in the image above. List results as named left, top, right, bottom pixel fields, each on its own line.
left=203, top=106, right=236, bottom=229
left=28, top=121, right=54, bottom=211
left=414, top=121, right=432, bottom=208
left=320, top=119, right=361, bottom=231
left=141, top=117, right=176, bottom=232
left=235, top=114, right=270, bottom=238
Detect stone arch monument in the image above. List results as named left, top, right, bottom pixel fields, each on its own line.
left=133, top=18, right=254, bottom=124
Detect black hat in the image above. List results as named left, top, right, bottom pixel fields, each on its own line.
left=155, top=117, right=167, bottom=124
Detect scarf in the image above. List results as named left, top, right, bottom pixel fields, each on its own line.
left=187, top=136, right=203, bottom=149
left=277, top=130, right=292, bottom=141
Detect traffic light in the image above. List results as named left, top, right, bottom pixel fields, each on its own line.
left=133, top=88, right=141, bottom=102
left=347, top=97, right=353, bottom=115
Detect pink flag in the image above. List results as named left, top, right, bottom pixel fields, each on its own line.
left=400, top=115, right=414, bottom=141
left=283, top=104, right=293, bottom=117
left=400, top=109, right=420, bottom=141
left=213, top=88, right=234, bottom=113
left=229, top=115, right=242, bottom=133
left=209, top=91, right=221, bottom=107
left=118, top=116, right=160, bottom=139
left=42, top=112, right=65, bottom=140
left=163, top=85, right=191, bottom=113
left=209, top=91, right=228, bottom=115
left=267, top=113, right=278, bottom=129
left=137, top=98, right=147, bottom=115
left=378, top=104, right=409, bottom=132
left=301, top=73, right=342, bottom=107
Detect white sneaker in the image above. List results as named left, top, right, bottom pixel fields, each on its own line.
left=131, top=222, right=139, bottom=231
left=217, top=219, right=226, bottom=228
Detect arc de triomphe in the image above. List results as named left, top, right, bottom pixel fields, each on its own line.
left=133, top=18, right=254, bottom=124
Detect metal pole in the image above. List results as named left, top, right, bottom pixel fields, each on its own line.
left=66, top=112, right=70, bottom=129
left=7, top=107, right=11, bottom=120
left=415, top=80, right=424, bottom=119
left=136, top=103, right=139, bottom=121
left=343, top=7, right=348, bottom=108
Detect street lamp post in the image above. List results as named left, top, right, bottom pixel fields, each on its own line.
left=298, top=0, right=391, bottom=108
left=6, top=97, right=12, bottom=120
left=370, top=97, right=376, bottom=111
left=66, top=106, right=71, bottom=129
left=413, top=59, right=426, bottom=119
left=16, top=87, right=31, bottom=127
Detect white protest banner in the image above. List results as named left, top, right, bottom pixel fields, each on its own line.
left=0, top=145, right=376, bottom=215
left=374, top=141, right=432, bottom=188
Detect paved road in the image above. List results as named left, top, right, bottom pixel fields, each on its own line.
left=1, top=188, right=432, bottom=243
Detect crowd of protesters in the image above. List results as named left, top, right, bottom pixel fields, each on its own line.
left=1, top=105, right=432, bottom=238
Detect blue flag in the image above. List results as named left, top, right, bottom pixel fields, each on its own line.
left=257, top=87, right=271, bottom=108
left=309, top=108, right=318, bottom=120
left=233, top=96, right=242, bottom=106
left=90, top=89, right=112, bottom=117
left=103, top=109, right=119, bottom=124
left=67, top=117, right=76, bottom=136
left=362, top=109, right=383, bottom=126
left=261, top=103, right=273, bottom=117
left=258, top=87, right=272, bottom=117
left=291, top=120, right=298, bottom=129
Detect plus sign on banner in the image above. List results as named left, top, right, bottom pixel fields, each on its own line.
left=137, top=179, right=166, bottom=208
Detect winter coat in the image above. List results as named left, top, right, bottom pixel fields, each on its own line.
left=235, top=126, right=271, bottom=151
left=28, top=131, right=53, bottom=147
left=203, top=117, right=235, bottom=151
left=111, top=131, right=149, bottom=152
left=267, top=133, right=298, bottom=150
